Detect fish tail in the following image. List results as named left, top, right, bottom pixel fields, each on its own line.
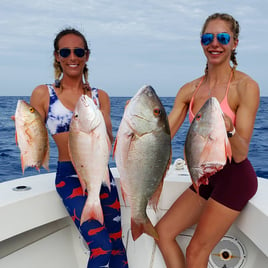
left=131, top=218, right=159, bottom=241
left=80, top=200, right=104, bottom=226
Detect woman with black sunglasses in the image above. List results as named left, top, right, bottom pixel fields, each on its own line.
left=156, top=13, right=259, bottom=268
left=30, top=28, right=128, bottom=268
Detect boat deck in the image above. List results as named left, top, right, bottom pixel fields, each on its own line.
left=1, top=166, right=268, bottom=267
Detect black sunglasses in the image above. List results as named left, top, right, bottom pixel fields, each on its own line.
left=58, top=48, right=87, bottom=58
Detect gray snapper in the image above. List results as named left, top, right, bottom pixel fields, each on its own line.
left=68, top=95, right=111, bottom=225
left=184, top=97, right=232, bottom=191
left=114, top=85, right=171, bottom=241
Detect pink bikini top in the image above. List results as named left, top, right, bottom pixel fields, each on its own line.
left=189, top=71, right=236, bottom=125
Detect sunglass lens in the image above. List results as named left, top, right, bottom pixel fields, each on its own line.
left=201, top=33, right=213, bottom=46
left=74, top=48, right=86, bottom=57
left=59, top=48, right=71, bottom=58
left=217, top=33, right=230, bottom=45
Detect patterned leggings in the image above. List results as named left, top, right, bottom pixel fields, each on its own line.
left=55, top=161, right=128, bottom=268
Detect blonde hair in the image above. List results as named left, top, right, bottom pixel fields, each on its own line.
left=202, top=13, right=240, bottom=73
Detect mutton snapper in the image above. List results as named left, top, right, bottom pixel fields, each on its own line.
left=14, top=100, right=49, bottom=173
left=114, top=85, right=171, bottom=241
left=184, top=97, right=232, bottom=191
left=68, top=95, right=111, bottom=225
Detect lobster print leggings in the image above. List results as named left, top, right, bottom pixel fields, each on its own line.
left=55, top=161, right=128, bottom=268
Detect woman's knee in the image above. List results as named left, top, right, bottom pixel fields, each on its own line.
left=186, top=239, right=210, bottom=267
left=155, top=222, right=176, bottom=249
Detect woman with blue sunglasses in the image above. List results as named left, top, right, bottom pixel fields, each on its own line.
left=156, top=13, right=259, bottom=268
left=30, top=28, right=128, bottom=268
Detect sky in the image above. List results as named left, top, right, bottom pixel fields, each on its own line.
left=0, top=0, right=267, bottom=97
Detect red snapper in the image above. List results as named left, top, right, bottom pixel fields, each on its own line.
left=68, top=95, right=111, bottom=225
left=14, top=100, right=49, bottom=173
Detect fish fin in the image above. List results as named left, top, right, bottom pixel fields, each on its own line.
left=42, top=141, right=50, bottom=171
left=106, top=134, right=112, bottom=153
left=192, top=182, right=199, bottom=195
left=80, top=200, right=104, bottom=226
left=103, top=167, right=111, bottom=191
left=35, top=166, right=41, bottom=172
left=149, top=153, right=171, bottom=211
left=68, top=147, right=86, bottom=195
left=15, top=131, right=18, bottom=146
left=112, top=137, right=118, bottom=159
left=149, top=180, right=163, bottom=212
left=131, top=218, right=159, bottom=241
left=78, top=178, right=87, bottom=195
left=120, top=185, right=128, bottom=206
left=21, top=154, right=25, bottom=174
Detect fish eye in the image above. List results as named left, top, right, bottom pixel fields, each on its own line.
left=196, top=113, right=202, bottom=121
left=29, top=107, right=35, bottom=113
left=74, top=114, right=79, bottom=118
left=153, top=108, right=161, bottom=116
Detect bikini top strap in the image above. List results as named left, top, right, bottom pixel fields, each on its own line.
left=189, top=76, right=205, bottom=111
left=225, top=69, right=234, bottom=96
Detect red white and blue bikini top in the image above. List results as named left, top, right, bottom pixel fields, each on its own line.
left=46, top=85, right=100, bottom=135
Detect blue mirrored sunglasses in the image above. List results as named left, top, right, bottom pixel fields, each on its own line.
left=201, top=33, right=231, bottom=46
left=58, top=48, right=86, bottom=58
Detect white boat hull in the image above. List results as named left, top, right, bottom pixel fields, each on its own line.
left=1, top=164, right=268, bottom=268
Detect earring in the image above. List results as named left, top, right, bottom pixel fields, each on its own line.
left=55, top=79, right=60, bottom=88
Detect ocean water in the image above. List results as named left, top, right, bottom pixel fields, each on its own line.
left=0, top=96, right=267, bottom=183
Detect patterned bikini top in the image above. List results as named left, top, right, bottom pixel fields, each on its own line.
left=46, top=85, right=100, bottom=135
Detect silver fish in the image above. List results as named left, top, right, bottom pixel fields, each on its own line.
left=184, top=97, right=232, bottom=191
left=114, top=85, right=171, bottom=241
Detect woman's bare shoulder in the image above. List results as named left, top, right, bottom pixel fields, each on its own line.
left=232, top=70, right=260, bottom=114
left=31, top=84, right=49, bottom=98
left=234, top=71, right=260, bottom=98
left=176, top=76, right=204, bottom=102
left=30, top=85, right=50, bottom=117
left=235, top=70, right=259, bottom=88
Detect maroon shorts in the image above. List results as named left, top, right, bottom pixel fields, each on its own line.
left=190, top=158, right=258, bottom=211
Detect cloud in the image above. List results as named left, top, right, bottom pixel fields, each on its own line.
left=0, top=0, right=267, bottom=96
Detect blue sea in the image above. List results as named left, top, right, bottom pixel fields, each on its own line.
left=0, top=96, right=267, bottom=183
